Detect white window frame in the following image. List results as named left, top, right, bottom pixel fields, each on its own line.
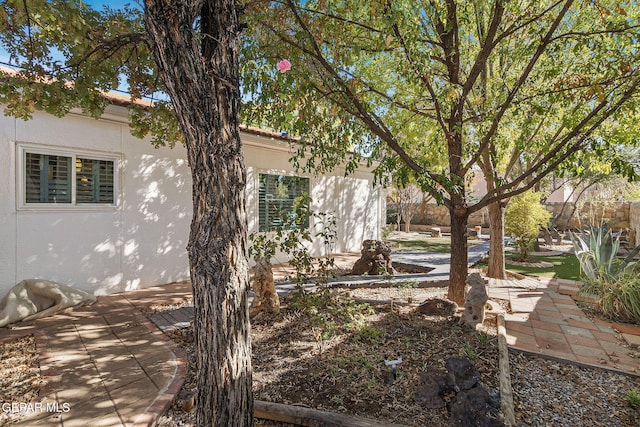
left=17, top=143, right=120, bottom=210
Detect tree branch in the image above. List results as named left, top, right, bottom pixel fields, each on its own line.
left=471, top=73, right=640, bottom=212
left=464, top=0, right=575, bottom=172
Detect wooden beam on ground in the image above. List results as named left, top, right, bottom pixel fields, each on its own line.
left=254, top=400, right=408, bottom=427
left=497, top=313, right=516, bottom=426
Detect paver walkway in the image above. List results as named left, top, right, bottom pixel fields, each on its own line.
left=0, top=282, right=192, bottom=427
left=487, top=276, right=640, bottom=375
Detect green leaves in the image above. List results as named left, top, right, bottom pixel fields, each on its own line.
left=242, top=0, right=640, bottom=214
left=570, top=224, right=640, bottom=282
left=0, top=1, right=176, bottom=145
left=504, top=190, right=552, bottom=261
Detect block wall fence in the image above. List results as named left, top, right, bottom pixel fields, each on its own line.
left=389, top=201, right=640, bottom=245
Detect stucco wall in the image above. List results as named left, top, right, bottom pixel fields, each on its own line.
left=1, top=107, right=382, bottom=297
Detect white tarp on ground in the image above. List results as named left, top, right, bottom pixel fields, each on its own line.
left=0, top=279, right=96, bottom=327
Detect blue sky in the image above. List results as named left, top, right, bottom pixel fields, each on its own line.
left=0, top=1, right=140, bottom=65
left=86, top=1, right=140, bottom=10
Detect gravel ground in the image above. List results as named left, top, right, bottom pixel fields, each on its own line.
left=510, top=351, right=640, bottom=427
left=0, top=334, right=43, bottom=425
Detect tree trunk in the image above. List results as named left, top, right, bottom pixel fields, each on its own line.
left=486, top=201, right=507, bottom=279
left=448, top=205, right=469, bottom=305
left=403, top=215, right=411, bottom=233
left=143, top=1, right=253, bottom=426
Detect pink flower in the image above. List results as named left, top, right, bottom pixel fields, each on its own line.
left=276, top=59, right=292, bottom=73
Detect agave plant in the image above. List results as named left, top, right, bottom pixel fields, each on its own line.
left=570, top=224, right=640, bottom=282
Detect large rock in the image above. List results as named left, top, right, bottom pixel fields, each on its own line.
left=416, top=358, right=503, bottom=426
left=414, top=368, right=447, bottom=409
left=459, top=273, right=488, bottom=329
left=449, top=385, right=504, bottom=427
left=351, top=240, right=396, bottom=275
left=416, top=297, right=458, bottom=317
left=446, top=357, right=480, bottom=392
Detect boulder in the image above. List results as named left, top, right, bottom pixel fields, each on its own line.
left=414, top=368, right=447, bottom=409
left=449, top=385, right=504, bottom=427
left=445, top=357, right=480, bottom=392
left=459, top=273, right=488, bottom=329
left=351, top=240, right=395, bottom=275
left=416, top=297, right=458, bottom=317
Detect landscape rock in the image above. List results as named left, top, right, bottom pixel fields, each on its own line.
left=416, top=297, right=458, bottom=317
left=414, top=368, right=447, bottom=409
left=459, top=273, right=488, bottom=329
left=249, top=256, right=280, bottom=318
left=351, top=240, right=396, bottom=275
left=446, top=357, right=480, bottom=392
left=449, top=384, right=504, bottom=427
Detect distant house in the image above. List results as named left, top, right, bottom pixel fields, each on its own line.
left=0, top=102, right=384, bottom=296
left=467, top=168, right=574, bottom=203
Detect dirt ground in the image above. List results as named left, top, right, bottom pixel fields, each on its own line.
left=158, top=286, right=502, bottom=426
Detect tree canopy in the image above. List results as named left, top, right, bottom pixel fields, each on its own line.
left=242, top=0, right=640, bottom=302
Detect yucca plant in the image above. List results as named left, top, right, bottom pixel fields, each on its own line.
left=571, top=224, right=640, bottom=323
left=570, top=224, right=640, bottom=282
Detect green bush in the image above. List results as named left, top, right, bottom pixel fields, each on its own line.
left=505, top=191, right=551, bottom=261
left=580, top=268, right=640, bottom=324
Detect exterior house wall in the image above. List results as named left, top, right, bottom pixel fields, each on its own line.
left=1, top=106, right=382, bottom=297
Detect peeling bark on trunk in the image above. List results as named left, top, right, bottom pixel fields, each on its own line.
left=486, top=201, right=507, bottom=279
left=143, top=1, right=253, bottom=426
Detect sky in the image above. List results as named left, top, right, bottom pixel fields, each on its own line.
left=0, top=1, right=147, bottom=96
left=86, top=1, right=139, bottom=10
left=0, top=1, right=139, bottom=64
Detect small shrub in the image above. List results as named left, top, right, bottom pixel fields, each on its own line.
left=355, top=325, right=384, bottom=343
left=581, top=269, right=640, bottom=324
left=624, top=389, right=640, bottom=409
left=249, top=193, right=338, bottom=286
left=505, top=191, right=551, bottom=261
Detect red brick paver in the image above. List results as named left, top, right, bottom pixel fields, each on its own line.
left=0, top=282, right=192, bottom=427
left=490, top=277, right=640, bottom=375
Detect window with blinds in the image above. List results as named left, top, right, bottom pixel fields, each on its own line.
left=76, top=158, right=115, bottom=204
left=21, top=147, right=117, bottom=207
left=25, top=153, right=72, bottom=203
left=258, top=174, right=310, bottom=232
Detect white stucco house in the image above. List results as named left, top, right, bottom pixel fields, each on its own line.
left=0, top=101, right=384, bottom=297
